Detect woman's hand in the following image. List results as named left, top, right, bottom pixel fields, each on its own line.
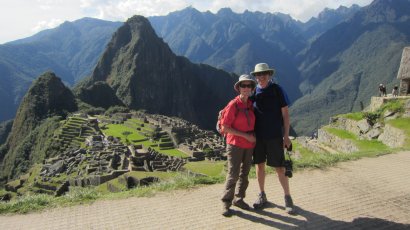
left=245, top=133, right=256, bottom=143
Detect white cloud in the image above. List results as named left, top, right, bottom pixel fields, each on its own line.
left=32, top=18, right=64, bottom=33
left=0, top=0, right=373, bottom=44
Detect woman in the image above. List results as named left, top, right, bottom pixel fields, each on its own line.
left=220, top=74, right=256, bottom=217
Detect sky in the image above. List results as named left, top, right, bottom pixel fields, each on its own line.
left=0, top=0, right=373, bottom=44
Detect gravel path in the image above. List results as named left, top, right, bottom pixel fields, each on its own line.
left=1, top=151, right=409, bottom=229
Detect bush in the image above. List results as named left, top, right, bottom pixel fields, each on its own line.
left=83, top=107, right=105, bottom=116
left=104, top=106, right=130, bottom=116
left=381, top=100, right=404, bottom=114
left=363, top=111, right=380, bottom=125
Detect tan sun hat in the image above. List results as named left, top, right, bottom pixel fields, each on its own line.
left=250, top=63, right=275, bottom=76
left=234, top=74, right=256, bottom=92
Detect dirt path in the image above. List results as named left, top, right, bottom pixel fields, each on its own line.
left=1, top=151, right=410, bottom=229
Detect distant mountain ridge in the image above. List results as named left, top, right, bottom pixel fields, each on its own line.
left=149, top=5, right=362, bottom=92
left=0, top=18, right=122, bottom=122
left=301, top=4, right=361, bottom=40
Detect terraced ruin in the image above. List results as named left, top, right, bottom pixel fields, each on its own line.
left=3, top=111, right=226, bottom=197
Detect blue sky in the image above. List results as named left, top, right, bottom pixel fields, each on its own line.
left=0, top=0, right=372, bottom=44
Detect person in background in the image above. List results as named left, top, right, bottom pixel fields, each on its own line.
left=250, top=63, right=295, bottom=214
left=379, top=84, right=387, bottom=97
left=392, top=85, right=399, bottom=97
left=220, top=74, right=256, bottom=217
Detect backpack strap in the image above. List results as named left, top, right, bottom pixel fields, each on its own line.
left=235, top=100, right=252, bottom=127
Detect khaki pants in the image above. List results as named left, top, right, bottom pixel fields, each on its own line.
left=221, top=144, right=253, bottom=206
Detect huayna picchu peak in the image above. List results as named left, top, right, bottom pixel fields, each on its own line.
left=77, top=15, right=237, bottom=130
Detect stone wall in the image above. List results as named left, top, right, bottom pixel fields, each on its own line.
left=329, top=117, right=382, bottom=140
left=295, top=137, right=327, bottom=154
left=317, top=129, right=359, bottom=153
left=367, top=96, right=410, bottom=112
left=377, top=124, right=406, bottom=148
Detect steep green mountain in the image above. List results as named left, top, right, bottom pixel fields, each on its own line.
left=76, top=16, right=237, bottom=130
left=0, top=18, right=121, bottom=122
left=149, top=7, right=304, bottom=101
left=0, top=72, right=77, bottom=182
left=0, top=120, right=13, bottom=146
left=291, top=0, right=410, bottom=135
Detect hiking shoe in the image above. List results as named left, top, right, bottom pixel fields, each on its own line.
left=233, top=199, right=250, bottom=210
left=222, top=207, right=232, bottom=217
left=285, top=195, right=296, bottom=214
left=253, top=192, right=267, bottom=209
left=222, top=203, right=232, bottom=217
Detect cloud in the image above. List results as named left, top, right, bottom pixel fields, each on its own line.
left=32, top=18, right=64, bottom=33
left=79, top=0, right=188, bottom=21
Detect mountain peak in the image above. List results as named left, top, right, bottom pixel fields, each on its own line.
left=217, top=8, right=235, bottom=16
left=360, top=0, right=410, bottom=23
left=89, top=15, right=174, bottom=83
left=79, top=15, right=236, bottom=129
left=5, top=72, right=77, bottom=150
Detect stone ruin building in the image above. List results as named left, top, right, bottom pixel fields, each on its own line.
left=133, top=111, right=226, bottom=161
left=32, top=133, right=186, bottom=195
left=397, top=46, right=410, bottom=96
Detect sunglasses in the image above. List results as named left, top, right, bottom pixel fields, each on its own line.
left=239, top=83, right=253, bottom=88
left=255, top=71, right=270, bottom=77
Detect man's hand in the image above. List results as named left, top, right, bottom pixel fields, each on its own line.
left=283, top=136, right=291, bottom=149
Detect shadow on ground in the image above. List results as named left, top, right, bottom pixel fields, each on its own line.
left=233, top=202, right=410, bottom=229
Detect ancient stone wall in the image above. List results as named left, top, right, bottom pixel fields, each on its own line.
left=317, top=129, right=359, bottom=153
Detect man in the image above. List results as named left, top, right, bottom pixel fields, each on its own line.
left=250, top=63, right=295, bottom=214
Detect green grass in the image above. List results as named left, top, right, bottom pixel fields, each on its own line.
left=103, top=124, right=147, bottom=142
left=381, top=100, right=405, bottom=114
left=340, top=112, right=364, bottom=121
left=0, top=172, right=223, bottom=214
left=184, top=161, right=225, bottom=177
left=96, top=171, right=178, bottom=194
left=156, top=148, right=189, bottom=158
left=325, top=127, right=356, bottom=139
left=324, top=127, right=388, bottom=152
left=292, top=139, right=391, bottom=169
left=0, top=194, right=55, bottom=214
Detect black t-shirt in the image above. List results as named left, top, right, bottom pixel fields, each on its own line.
left=252, top=82, right=289, bottom=139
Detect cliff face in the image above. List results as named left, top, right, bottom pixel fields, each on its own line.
left=77, top=16, right=237, bottom=129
